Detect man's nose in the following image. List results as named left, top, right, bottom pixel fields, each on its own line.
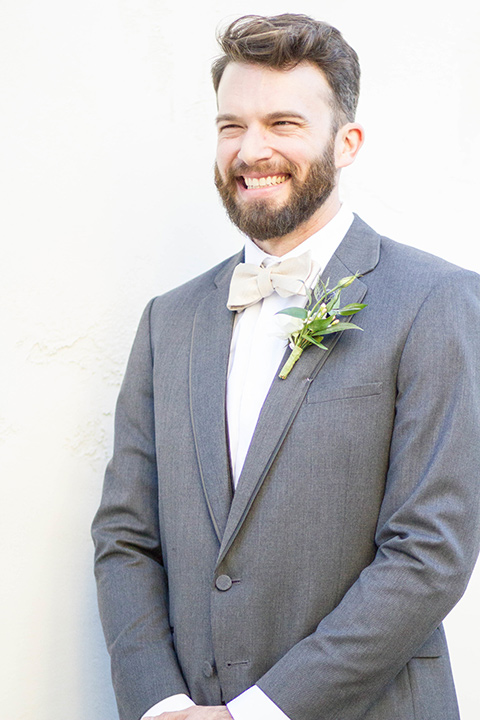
left=237, top=127, right=274, bottom=166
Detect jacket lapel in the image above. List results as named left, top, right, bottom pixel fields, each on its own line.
left=189, top=252, right=242, bottom=543
left=217, top=215, right=381, bottom=565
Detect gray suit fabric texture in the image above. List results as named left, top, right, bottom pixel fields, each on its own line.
left=92, top=215, right=480, bottom=720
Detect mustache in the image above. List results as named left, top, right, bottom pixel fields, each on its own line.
left=227, top=160, right=297, bottom=177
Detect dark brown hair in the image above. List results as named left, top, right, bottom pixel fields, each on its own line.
left=212, top=14, right=360, bottom=125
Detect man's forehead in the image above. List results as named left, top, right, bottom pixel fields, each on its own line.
left=218, top=60, right=331, bottom=88
left=216, top=61, right=334, bottom=113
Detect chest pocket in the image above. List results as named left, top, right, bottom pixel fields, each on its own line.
left=306, top=381, right=383, bottom=404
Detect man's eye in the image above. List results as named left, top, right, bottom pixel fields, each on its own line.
left=273, top=120, right=299, bottom=128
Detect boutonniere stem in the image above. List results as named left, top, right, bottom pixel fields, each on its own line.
left=276, top=275, right=366, bottom=379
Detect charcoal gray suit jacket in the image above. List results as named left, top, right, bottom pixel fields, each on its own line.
left=92, top=216, right=480, bottom=720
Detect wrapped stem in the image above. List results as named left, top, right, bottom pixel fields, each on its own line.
left=279, top=345, right=304, bottom=379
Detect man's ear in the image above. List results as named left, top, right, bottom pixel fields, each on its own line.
left=335, top=123, right=364, bottom=169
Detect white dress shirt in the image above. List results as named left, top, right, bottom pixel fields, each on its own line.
left=143, top=205, right=354, bottom=719
left=227, top=205, right=354, bottom=486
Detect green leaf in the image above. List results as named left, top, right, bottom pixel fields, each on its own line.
left=322, top=322, right=363, bottom=335
left=276, top=307, right=308, bottom=319
left=306, top=336, right=328, bottom=350
left=326, top=292, right=341, bottom=313
left=338, top=303, right=367, bottom=316
left=307, top=317, right=333, bottom=333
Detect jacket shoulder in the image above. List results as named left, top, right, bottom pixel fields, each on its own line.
left=381, top=235, right=476, bottom=277
left=351, top=213, right=476, bottom=280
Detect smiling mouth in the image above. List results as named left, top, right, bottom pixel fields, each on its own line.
left=240, top=174, right=290, bottom=189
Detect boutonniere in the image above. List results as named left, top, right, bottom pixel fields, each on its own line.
left=276, top=275, right=367, bottom=379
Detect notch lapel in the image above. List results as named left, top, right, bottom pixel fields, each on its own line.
left=189, top=252, right=242, bottom=543
left=217, top=216, right=381, bottom=565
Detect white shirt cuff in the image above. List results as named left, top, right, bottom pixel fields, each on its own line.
left=142, top=693, right=195, bottom=717
left=227, top=685, right=290, bottom=720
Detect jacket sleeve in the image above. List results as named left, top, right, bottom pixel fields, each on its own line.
left=92, top=300, right=189, bottom=720
left=256, top=269, right=480, bottom=720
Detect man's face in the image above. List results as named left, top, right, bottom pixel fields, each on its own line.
left=215, top=61, right=340, bottom=242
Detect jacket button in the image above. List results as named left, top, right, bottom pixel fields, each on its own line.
left=215, top=574, right=233, bottom=591
left=202, top=661, right=215, bottom=678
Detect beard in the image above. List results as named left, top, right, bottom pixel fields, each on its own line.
left=214, top=138, right=337, bottom=241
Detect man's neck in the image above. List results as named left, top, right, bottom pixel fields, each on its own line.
left=252, top=193, right=341, bottom=257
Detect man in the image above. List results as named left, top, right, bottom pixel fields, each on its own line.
left=92, top=14, right=480, bottom=720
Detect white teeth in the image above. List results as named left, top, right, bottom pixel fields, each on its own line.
left=243, top=174, right=288, bottom=189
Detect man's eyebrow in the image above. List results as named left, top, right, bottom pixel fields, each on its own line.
left=215, top=113, right=240, bottom=125
left=216, top=111, right=308, bottom=125
left=265, top=111, right=308, bottom=122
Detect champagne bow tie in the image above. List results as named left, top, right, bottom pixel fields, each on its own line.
left=227, top=252, right=313, bottom=312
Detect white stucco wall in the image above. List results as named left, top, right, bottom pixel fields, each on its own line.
left=1, top=2, right=479, bottom=718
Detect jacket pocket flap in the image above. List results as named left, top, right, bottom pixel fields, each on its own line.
left=413, top=628, right=445, bottom=658
left=306, top=381, right=383, bottom=404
